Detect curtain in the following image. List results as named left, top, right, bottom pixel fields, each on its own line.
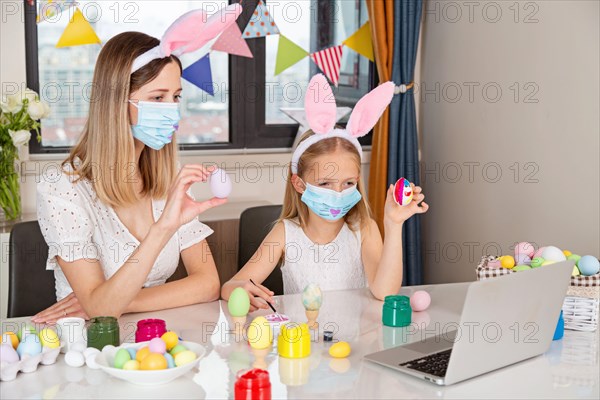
left=388, top=0, right=423, bottom=285
left=366, top=0, right=395, bottom=234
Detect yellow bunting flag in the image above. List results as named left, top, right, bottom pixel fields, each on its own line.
left=342, top=21, right=374, bottom=62
left=56, top=8, right=101, bottom=48
left=275, top=35, right=308, bottom=76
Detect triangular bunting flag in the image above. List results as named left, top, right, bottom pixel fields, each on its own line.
left=310, top=45, right=344, bottom=86
left=37, top=0, right=77, bottom=23
left=242, top=0, right=280, bottom=39
left=182, top=54, right=215, bottom=96
left=343, top=21, right=374, bottom=62
left=55, top=8, right=101, bottom=47
left=212, top=23, right=253, bottom=58
left=274, top=35, right=308, bottom=75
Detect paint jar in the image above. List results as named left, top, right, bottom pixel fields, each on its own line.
left=87, top=316, right=119, bottom=350
left=135, top=319, right=167, bottom=343
left=234, top=368, right=271, bottom=400
left=382, top=295, right=412, bottom=327
left=277, top=323, right=311, bottom=359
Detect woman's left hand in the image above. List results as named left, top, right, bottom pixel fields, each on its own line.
left=383, top=182, right=429, bottom=225
left=31, top=293, right=90, bottom=324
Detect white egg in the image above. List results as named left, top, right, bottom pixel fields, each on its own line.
left=209, top=168, right=232, bottom=198
left=65, top=350, right=85, bottom=367
left=83, top=347, right=100, bottom=359
left=71, top=341, right=87, bottom=353
left=541, top=246, right=567, bottom=262
left=85, top=353, right=100, bottom=370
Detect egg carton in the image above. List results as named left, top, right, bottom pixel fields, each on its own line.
left=0, top=345, right=63, bottom=382
left=562, top=296, right=599, bottom=332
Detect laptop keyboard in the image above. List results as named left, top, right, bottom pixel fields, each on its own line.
left=399, top=349, right=452, bottom=377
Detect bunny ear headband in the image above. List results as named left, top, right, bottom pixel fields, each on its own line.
left=290, top=74, right=395, bottom=174
left=131, top=4, right=243, bottom=74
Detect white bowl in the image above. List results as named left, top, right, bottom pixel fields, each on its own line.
left=95, top=341, right=205, bottom=385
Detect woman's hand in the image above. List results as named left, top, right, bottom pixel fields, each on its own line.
left=157, top=164, right=227, bottom=234
left=384, top=182, right=429, bottom=226
left=31, top=293, right=90, bottom=324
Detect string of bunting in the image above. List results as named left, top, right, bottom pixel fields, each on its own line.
left=39, top=0, right=374, bottom=95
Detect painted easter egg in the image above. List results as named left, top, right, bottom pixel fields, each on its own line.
left=410, top=291, right=431, bottom=312
left=302, top=283, right=323, bottom=310
left=487, top=259, right=502, bottom=269
left=122, top=360, right=140, bottom=370
left=329, top=342, right=351, bottom=358
left=0, top=344, right=19, bottom=364
left=567, top=254, right=582, bottom=264
left=1, top=332, right=19, bottom=349
left=114, top=348, right=132, bottom=369
left=209, top=168, right=232, bottom=198
left=136, top=346, right=151, bottom=362
left=500, top=255, right=515, bottom=269
left=514, top=242, right=535, bottom=258
left=165, top=352, right=175, bottom=368
left=541, top=246, right=566, bottom=262
left=174, top=350, right=197, bottom=367
left=39, top=328, right=60, bottom=349
left=513, top=265, right=532, bottom=272
left=16, top=334, right=42, bottom=357
left=530, top=257, right=545, bottom=268
left=572, top=266, right=581, bottom=276
left=393, top=178, right=413, bottom=206
left=148, top=338, right=167, bottom=354
left=170, top=344, right=187, bottom=356
left=577, top=256, right=600, bottom=276
left=532, top=247, right=547, bottom=259
left=228, top=287, right=251, bottom=317
left=515, top=253, right=532, bottom=266
left=161, top=331, right=179, bottom=351
left=140, top=353, right=168, bottom=370
left=247, top=316, right=273, bottom=350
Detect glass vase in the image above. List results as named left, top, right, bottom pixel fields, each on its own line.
left=0, top=152, right=22, bottom=227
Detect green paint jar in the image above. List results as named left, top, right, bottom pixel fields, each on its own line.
left=382, top=295, right=412, bottom=327
left=87, top=316, right=120, bottom=350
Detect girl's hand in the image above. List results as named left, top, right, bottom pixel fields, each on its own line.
left=157, top=164, right=227, bottom=234
left=239, top=280, right=275, bottom=312
left=384, top=182, right=429, bottom=225
left=31, top=293, right=90, bottom=324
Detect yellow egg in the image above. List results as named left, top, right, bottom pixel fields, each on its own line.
left=2, top=332, right=19, bottom=349
left=136, top=346, right=151, bottom=362
left=563, top=250, right=572, bottom=257
left=329, top=341, right=351, bottom=358
left=122, top=360, right=140, bottom=370
left=500, top=255, right=515, bottom=269
left=572, top=265, right=581, bottom=276
left=247, top=316, right=273, bottom=349
left=161, top=331, right=179, bottom=351
left=39, top=328, right=60, bottom=349
left=542, top=260, right=556, bottom=266
left=140, top=353, right=167, bottom=370
left=174, top=350, right=197, bottom=367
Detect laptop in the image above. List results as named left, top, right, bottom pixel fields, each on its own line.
left=364, top=260, right=574, bottom=385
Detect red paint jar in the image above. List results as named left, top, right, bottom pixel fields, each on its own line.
left=234, top=369, right=271, bottom=400
left=135, top=319, right=167, bottom=343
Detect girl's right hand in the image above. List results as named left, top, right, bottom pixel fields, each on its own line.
left=157, top=164, right=227, bottom=234
left=239, top=280, right=275, bottom=312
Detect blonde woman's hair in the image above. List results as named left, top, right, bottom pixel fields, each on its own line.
left=64, top=32, right=182, bottom=207
left=280, top=131, right=372, bottom=230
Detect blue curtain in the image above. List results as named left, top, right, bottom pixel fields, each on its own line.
left=388, top=0, right=423, bottom=286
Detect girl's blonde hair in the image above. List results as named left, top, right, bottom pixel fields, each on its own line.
left=64, top=32, right=181, bottom=207
left=280, top=131, right=372, bottom=230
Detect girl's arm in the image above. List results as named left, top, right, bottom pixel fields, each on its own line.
left=361, top=184, right=429, bottom=300
left=221, top=221, right=285, bottom=311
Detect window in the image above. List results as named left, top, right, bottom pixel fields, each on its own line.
left=25, top=0, right=372, bottom=153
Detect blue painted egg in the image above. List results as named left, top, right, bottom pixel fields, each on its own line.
left=577, top=256, right=600, bottom=276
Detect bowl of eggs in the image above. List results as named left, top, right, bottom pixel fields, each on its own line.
left=95, top=335, right=206, bottom=385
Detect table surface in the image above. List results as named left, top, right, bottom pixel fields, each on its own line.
left=1, top=283, right=598, bottom=399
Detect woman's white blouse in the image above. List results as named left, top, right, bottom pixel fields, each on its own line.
left=36, top=165, right=213, bottom=301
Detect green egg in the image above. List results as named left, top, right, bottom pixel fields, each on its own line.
left=530, top=257, right=545, bottom=268
left=114, top=348, right=132, bottom=369
left=513, top=265, right=532, bottom=272
left=17, top=325, right=38, bottom=341
left=228, top=287, right=250, bottom=317
left=567, top=254, right=582, bottom=264
left=170, top=344, right=187, bottom=356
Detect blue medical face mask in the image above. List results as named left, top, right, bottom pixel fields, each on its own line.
left=129, top=100, right=180, bottom=150
left=300, top=181, right=362, bottom=221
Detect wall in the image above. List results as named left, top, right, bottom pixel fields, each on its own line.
left=419, top=0, right=600, bottom=283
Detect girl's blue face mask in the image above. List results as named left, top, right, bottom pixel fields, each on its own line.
left=129, top=100, right=180, bottom=150
left=300, top=180, right=362, bottom=221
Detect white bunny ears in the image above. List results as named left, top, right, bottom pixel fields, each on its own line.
left=290, top=74, right=395, bottom=174
left=131, top=4, right=243, bottom=73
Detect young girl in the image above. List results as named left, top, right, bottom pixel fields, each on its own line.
left=222, top=74, right=429, bottom=310
left=32, top=5, right=242, bottom=323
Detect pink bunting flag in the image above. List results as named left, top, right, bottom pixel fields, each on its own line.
left=310, top=45, right=343, bottom=87
left=212, top=23, right=253, bottom=58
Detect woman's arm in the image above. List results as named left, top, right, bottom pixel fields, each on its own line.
left=221, top=221, right=285, bottom=311
left=361, top=184, right=429, bottom=300
left=125, top=239, right=220, bottom=313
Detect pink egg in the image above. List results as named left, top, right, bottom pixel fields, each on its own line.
left=514, top=242, right=535, bottom=258
left=410, top=291, right=431, bottom=312
left=532, top=246, right=546, bottom=259
left=148, top=338, right=167, bottom=354
left=515, top=253, right=532, bottom=265
left=487, top=259, right=502, bottom=269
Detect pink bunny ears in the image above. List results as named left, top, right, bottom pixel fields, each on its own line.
left=290, top=74, right=395, bottom=174
left=131, top=4, right=243, bottom=74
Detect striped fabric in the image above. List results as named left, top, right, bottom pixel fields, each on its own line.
left=310, top=45, right=343, bottom=86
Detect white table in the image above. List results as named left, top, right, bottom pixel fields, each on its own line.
left=1, top=284, right=598, bottom=399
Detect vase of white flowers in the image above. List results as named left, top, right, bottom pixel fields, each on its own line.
left=0, top=88, right=50, bottom=226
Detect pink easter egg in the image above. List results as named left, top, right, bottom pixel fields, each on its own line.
left=487, top=259, right=502, bottom=269
left=532, top=246, right=546, bottom=259
left=410, top=291, right=431, bottom=312
left=514, top=242, right=535, bottom=258
left=148, top=337, right=167, bottom=354
left=515, top=253, right=532, bottom=265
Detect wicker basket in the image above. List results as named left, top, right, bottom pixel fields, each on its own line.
left=476, top=255, right=599, bottom=332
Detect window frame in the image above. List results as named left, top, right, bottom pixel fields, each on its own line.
left=25, top=0, right=374, bottom=153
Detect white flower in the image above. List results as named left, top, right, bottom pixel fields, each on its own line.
left=9, top=129, right=31, bottom=147
left=42, top=101, right=51, bottom=118
left=21, top=88, right=39, bottom=103
left=0, top=94, right=22, bottom=114
left=27, top=100, right=46, bottom=120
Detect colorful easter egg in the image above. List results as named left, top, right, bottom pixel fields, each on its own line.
left=1, top=332, right=19, bottom=349
left=16, top=334, right=42, bottom=357
left=248, top=316, right=273, bottom=350
left=577, top=256, right=600, bottom=276
left=209, top=168, right=232, bottom=198
left=174, top=350, right=197, bottom=367
left=17, top=325, right=37, bottom=341
left=487, top=259, right=502, bottom=269
left=122, top=360, right=140, bottom=370
left=161, top=331, right=179, bottom=351
left=572, top=266, right=581, bottom=276
left=513, top=265, right=532, bottom=272
left=514, top=242, right=535, bottom=258
left=500, top=255, right=515, bottom=269
left=563, top=250, right=572, bottom=257
left=329, top=342, right=351, bottom=358
left=530, top=257, right=545, bottom=268
left=532, top=247, right=546, bottom=259
left=541, top=260, right=556, bottom=266
left=114, top=348, right=132, bottom=369
left=165, top=352, right=175, bottom=368
left=140, top=353, right=168, bottom=370
left=39, top=328, right=60, bottom=349
left=302, top=283, right=323, bottom=310
left=135, top=346, right=151, bottom=362
left=410, top=291, right=431, bottom=312
left=515, top=253, right=532, bottom=266
left=170, top=344, right=187, bottom=356
left=0, top=344, right=19, bottom=364
left=126, top=348, right=137, bottom=360
left=228, top=287, right=251, bottom=317
left=567, top=254, right=582, bottom=264
left=541, top=246, right=567, bottom=262
left=148, top=337, right=167, bottom=354
left=393, top=178, right=413, bottom=206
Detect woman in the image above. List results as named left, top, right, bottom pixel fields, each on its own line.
left=32, top=29, right=228, bottom=323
